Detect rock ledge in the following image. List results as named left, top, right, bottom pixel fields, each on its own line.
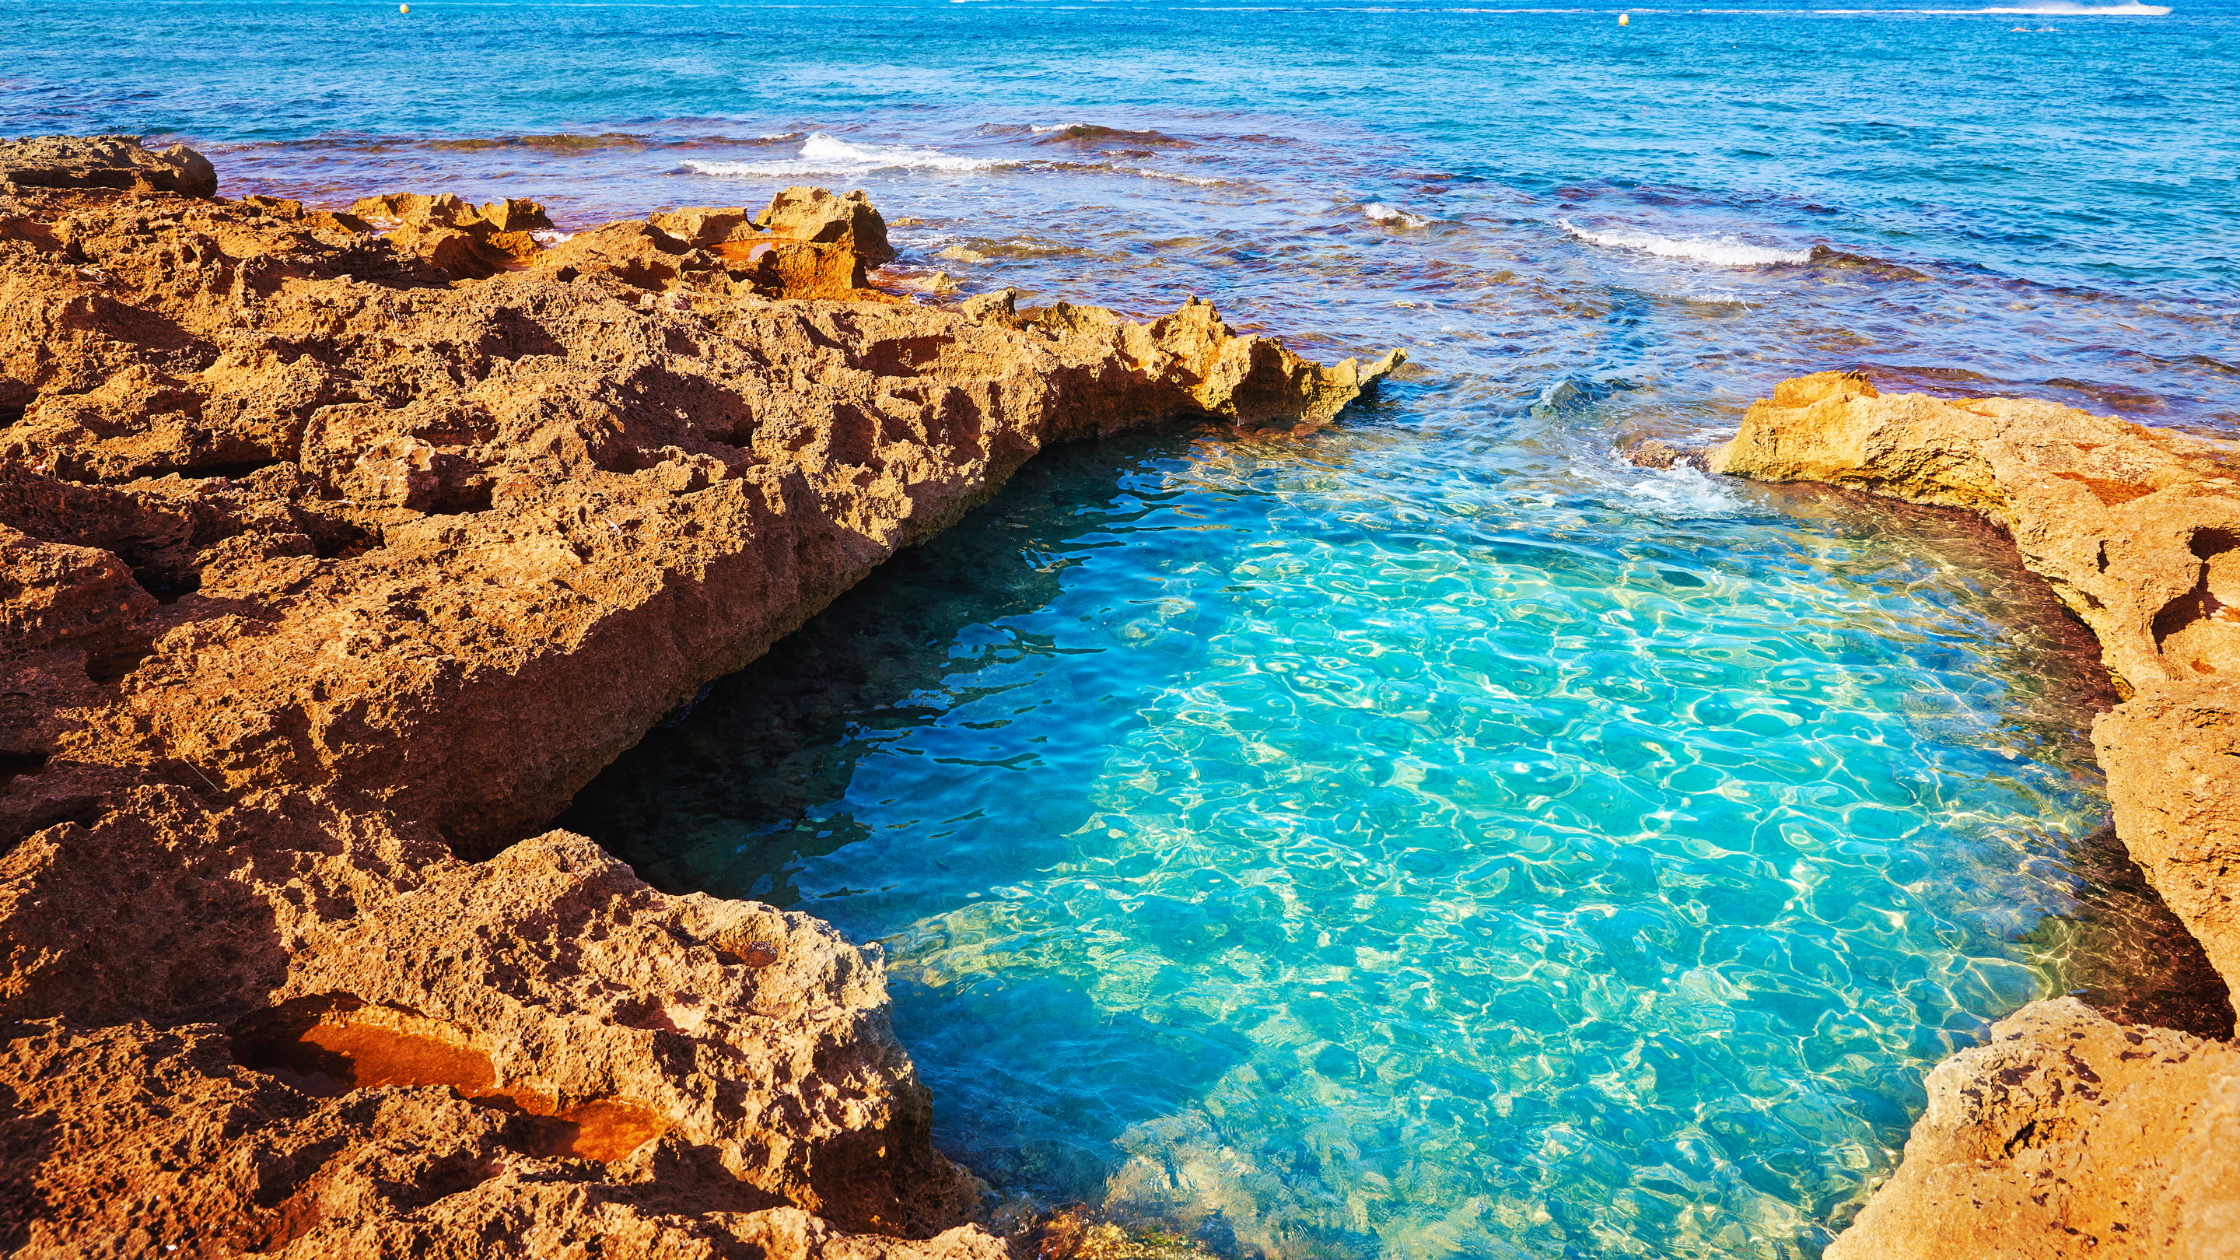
left=0, top=137, right=1399, bottom=1257
left=1714, top=371, right=2240, bottom=1258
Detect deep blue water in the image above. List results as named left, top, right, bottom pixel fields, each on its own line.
left=12, top=2, right=2237, bottom=1256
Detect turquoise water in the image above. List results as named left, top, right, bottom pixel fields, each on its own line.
left=567, top=424, right=2114, bottom=1259
left=14, top=1, right=2236, bottom=1254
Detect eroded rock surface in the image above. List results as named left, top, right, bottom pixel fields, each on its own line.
left=0, top=133, right=217, bottom=199
left=0, top=137, right=1399, bottom=1257
left=1713, top=372, right=2240, bottom=1258
left=1826, top=999, right=2240, bottom=1259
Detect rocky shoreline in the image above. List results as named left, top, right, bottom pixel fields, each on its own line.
left=0, top=137, right=1395, bottom=1257
left=6, top=133, right=2235, bottom=1260
left=1702, top=372, right=2240, bottom=1256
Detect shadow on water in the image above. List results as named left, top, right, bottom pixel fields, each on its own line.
left=1759, top=484, right=2234, bottom=1041
left=2026, top=825, right=2236, bottom=1041
left=564, top=426, right=1257, bottom=1200
left=562, top=430, right=1198, bottom=907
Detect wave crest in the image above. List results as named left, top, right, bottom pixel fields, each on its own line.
left=683, top=132, right=1012, bottom=178
left=1363, top=202, right=1432, bottom=227
left=1561, top=219, right=1809, bottom=267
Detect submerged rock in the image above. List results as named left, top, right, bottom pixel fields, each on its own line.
left=1618, top=437, right=1710, bottom=471
left=1715, top=371, right=2240, bottom=1258
left=0, top=138, right=1399, bottom=1257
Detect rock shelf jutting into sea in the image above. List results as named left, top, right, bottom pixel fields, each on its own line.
left=3, top=2, right=2238, bottom=1258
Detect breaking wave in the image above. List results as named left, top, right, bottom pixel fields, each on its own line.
left=1614, top=463, right=1756, bottom=517
left=683, top=132, right=1012, bottom=178
left=1560, top=219, right=1811, bottom=267
left=1363, top=202, right=1432, bottom=227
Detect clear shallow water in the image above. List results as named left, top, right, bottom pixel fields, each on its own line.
left=568, top=427, right=2116, bottom=1259
left=13, top=2, right=2234, bottom=1254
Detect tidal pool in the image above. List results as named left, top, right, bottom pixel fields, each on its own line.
left=569, top=411, right=2116, bottom=1260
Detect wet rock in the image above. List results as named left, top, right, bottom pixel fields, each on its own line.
left=0, top=134, right=218, bottom=198
left=1619, top=438, right=1709, bottom=471
left=0, top=144, right=1400, bottom=1256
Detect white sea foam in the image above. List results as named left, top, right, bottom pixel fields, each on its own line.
left=1125, top=166, right=1227, bottom=186
left=1560, top=219, right=1809, bottom=267
left=531, top=229, right=575, bottom=246
left=1815, top=2, right=2168, bottom=11
left=1027, top=121, right=1091, bottom=133
left=1363, top=202, right=1432, bottom=227
left=1974, top=1, right=2169, bottom=11
left=1618, top=465, right=1753, bottom=517
left=683, top=132, right=1011, bottom=178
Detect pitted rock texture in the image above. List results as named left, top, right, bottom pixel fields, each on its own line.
left=3, top=1016, right=1007, bottom=1260
left=0, top=156, right=1399, bottom=856
left=753, top=187, right=896, bottom=266
left=0, top=137, right=1399, bottom=1257
left=1714, top=372, right=2240, bottom=1259
left=1712, top=369, right=2240, bottom=698
left=1826, top=999, right=2240, bottom=1260
left=0, top=133, right=217, bottom=200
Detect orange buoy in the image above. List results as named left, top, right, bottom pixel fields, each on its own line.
left=1618, top=12, right=1630, bottom=24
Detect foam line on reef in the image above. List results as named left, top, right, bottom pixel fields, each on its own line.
left=1560, top=218, right=1811, bottom=267
left=684, top=132, right=1015, bottom=177
left=1362, top=201, right=1432, bottom=227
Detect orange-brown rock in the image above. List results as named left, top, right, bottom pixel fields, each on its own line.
left=1826, top=999, right=2240, bottom=1259
left=1711, top=376, right=2240, bottom=988
left=755, top=187, right=896, bottom=266
left=0, top=133, right=218, bottom=199
left=1713, top=373, right=2240, bottom=1259
left=351, top=191, right=555, bottom=280
left=0, top=137, right=1399, bottom=1257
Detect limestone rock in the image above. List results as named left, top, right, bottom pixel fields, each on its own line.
left=0, top=1020, right=1009, bottom=1260
left=1827, top=998, right=2240, bottom=1260
left=0, top=144, right=1399, bottom=1256
left=352, top=191, right=555, bottom=280
left=1710, top=376, right=2240, bottom=994
left=0, top=134, right=217, bottom=199
left=647, top=206, right=757, bottom=250
left=1714, top=373, right=2240, bottom=1259
left=755, top=186, right=896, bottom=265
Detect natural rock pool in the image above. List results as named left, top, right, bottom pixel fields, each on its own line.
left=10, top=0, right=2239, bottom=1253
left=569, top=406, right=2117, bottom=1259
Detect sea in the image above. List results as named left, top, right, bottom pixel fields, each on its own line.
left=10, top=2, right=2238, bottom=1256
